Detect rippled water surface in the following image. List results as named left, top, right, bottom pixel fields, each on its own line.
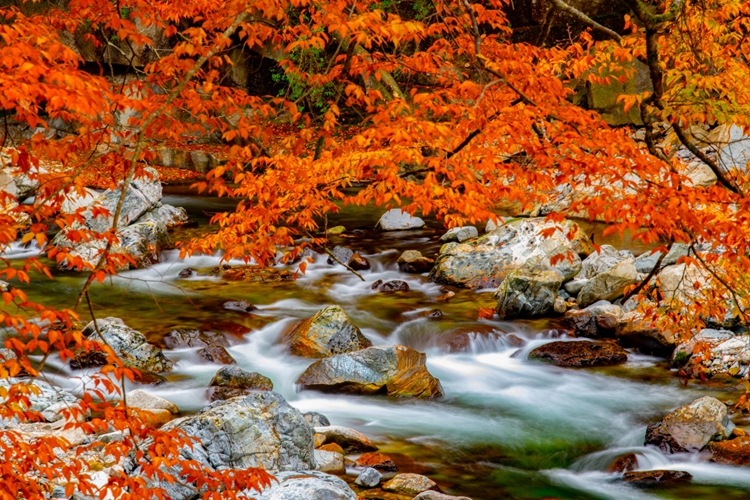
left=4, top=193, right=750, bottom=499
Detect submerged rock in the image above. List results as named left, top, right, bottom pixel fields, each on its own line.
left=398, top=250, right=435, bottom=273
left=622, top=470, right=692, bottom=486
left=73, top=318, right=172, bottom=372
left=376, top=209, right=426, bottom=230
left=383, top=473, right=438, bottom=495
left=314, top=425, right=378, bottom=453
left=429, top=218, right=592, bottom=289
left=207, top=365, right=273, bottom=401
left=222, top=300, right=257, bottom=313
left=645, top=396, right=733, bottom=453
left=606, top=453, right=638, bottom=473
left=494, top=269, right=561, bottom=319
left=286, top=305, right=372, bottom=358
left=528, top=341, right=628, bottom=367
left=296, top=345, right=444, bottom=398
left=253, top=470, right=357, bottom=500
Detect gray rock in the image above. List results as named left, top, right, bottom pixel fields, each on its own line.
left=440, top=226, right=478, bottom=243
left=484, top=219, right=500, bottom=233
left=253, top=470, right=357, bottom=500
left=164, top=329, right=228, bottom=349
left=495, top=269, right=562, bottom=319
left=128, top=392, right=315, bottom=500
left=645, top=396, right=733, bottom=453
left=0, top=379, right=79, bottom=417
left=635, top=244, right=689, bottom=274
left=429, top=218, right=592, bottom=289
left=286, top=305, right=372, bottom=358
left=657, top=263, right=708, bottom=302
left=207, top=365, right=273, bottom=401
left=383, top=473, right=438, bottom=495
left=127, top=389, right=179, bottom=414
left=297, top=345, right=443, bottom=398
left=74, top=317, right=173, bottom=372
left=577, top=245, right=633, bottom=279
left=60, top=187, right=100, bottom=214
left=326, top=246, right=354, bottom=267
left=314, top=449, right=345, bottom=474
left=313, top=426, right=377, bottom=453
left=304, top=411, right=330, bottom=427
left=577, top=260, right=638, bottom=307
left=376, top=209, right=425, bottom=231
left=355, top=467, right=382, bottom=488
left=673, top=331, right=750, bottom=378
left=718, top=124, right=750, bottom=175
left=564, top=279, right=588, bottom=295
left=135, top=203, right=189, bottom=228
left=414, top=492, right=473, bottom=500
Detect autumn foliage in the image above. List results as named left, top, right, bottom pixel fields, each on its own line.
left=1, top=0, right=750, bottom=497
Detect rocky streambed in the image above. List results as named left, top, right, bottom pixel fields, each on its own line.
left=3, top=187, right=750, bottom=499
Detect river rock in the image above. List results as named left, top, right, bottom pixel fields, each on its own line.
left=222, top=300, right=257, bottom=313
left=429, top=218, right=592, bottom=289
left=197, top=346, right=236, bottom=364
left=672, top=330, right=750, bottom=378
left=253, top=470, right=357, bottom=500
left=635, top=244, right=689, bottom=274
left=495, top=269, right=562, bottom=319
left=356, top=452, right=397, bottom=471
left=376, top=209, right=426, bottom=230
left=383, top=473, right=438, bottom=495
left=304, top=411, right=331, bottom=427
left=414, top=493, right=473, bottom=500
left=297, top=345, right=443, bottom=398
left=286, top=305, right=372, bottom=358
left=0, top=379, right=80, bottom=421
left=327, top=245, right=353, bottom=266
left=314, top=449, right=345, bottom=474
left=606, top=453, right=638, bottom=473
left=562, top=301, right=623, bottom=338
left=622, top=470, right=692, bottom=485
left=398, top=250, right=435, bottom=273
left=440, top=226, right=478, bottom=243
left=645, top=396, right=733, bottom=453
left=717, top=124, right=750, bottom=174
left=60, top=187, right=100, bottom=214
left=529, top=341, right=628, bottom=367
left=355, top=467, right=382, bottom=488
left=314, top=425, right=377, bottom=452
left=127, top=392, right=315, bottom=500
left=707, top=436, right=750, bottom=466
left=73, top=318, right=173, bottom=372
left=127, top=389, right=179, bottom=414
left=372, top=279, right=410, bottom=292
left=657, top=263, right=709, bottom=303
left=207, top=365, right=273, bottom=401
left=349, top=253, right=371, bottom=270
left=163, top=329, right=228, bottom=349
left=577, top=245, right=634, bottom=279
left=135, top=203, right=189, bottom=228
left=615, top=311, right=675, bottom=356
left=319, top=442, right=345, bottom=454
left=577, top=260, right=638, bottom=307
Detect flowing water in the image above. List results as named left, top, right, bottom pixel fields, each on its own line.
left=4, top=193, right=750, bottom=499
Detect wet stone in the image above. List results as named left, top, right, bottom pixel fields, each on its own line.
left=528, top=341, right=627, bottom=367
left=163, top=329, right=228, bottom=349
left=196, top=346, right=236, bottom=365
left=355, top=452, right=397, bottom=471
left=206, top=365, right=273, bottom=402
left=606, top=453, right=638, bottom=473
left=355, top=467, right=382, bottom=488
left=304, top=411, right=331, bottom=427
left=622, top=470, right=692, bottom=486
left=223, top=300, right=257, bottom=313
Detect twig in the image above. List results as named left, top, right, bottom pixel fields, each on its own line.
left=323, top=247, right=365, bottom=281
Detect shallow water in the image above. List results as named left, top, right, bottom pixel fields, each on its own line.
left=4, top=194, right=750, bottom=499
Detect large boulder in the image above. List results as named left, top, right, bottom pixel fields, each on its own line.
left=207, top=365, right=273, bottom=401
left=126, top=392, right=315, bottom=500
left=529, top=341, right=628, bottom=367
left=252, top=470, right=357, bottom=500
left=494, top=269, right=562, bottom=319
left=577, top=260, right=638, bottom=307
left=397, top=250, right=435, bottom=273
left=671, top=330, right=749, bottom=378
left=429, top=218, right=592, bottom=289
left=561, top=300, right=623, bottom=338
left=72, top=317, right=172, bottom=372
left=296, top=345, right=443, bottom=398
left=286, top=306, right=372, bottom=358
left=645, top=396, right=733, bottom=453
left=376, top=209, right=425, bottom=230
left=635, top=244, right=689, bottom=274
left=615, top=311, right=676, bottom=356
left=577, top=245, right=634, bottom=279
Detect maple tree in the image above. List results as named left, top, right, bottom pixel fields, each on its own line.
left=1, top=0, right=750, bottom=497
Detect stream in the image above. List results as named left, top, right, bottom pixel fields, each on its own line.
left=5, top=193, right=750, bottom=499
